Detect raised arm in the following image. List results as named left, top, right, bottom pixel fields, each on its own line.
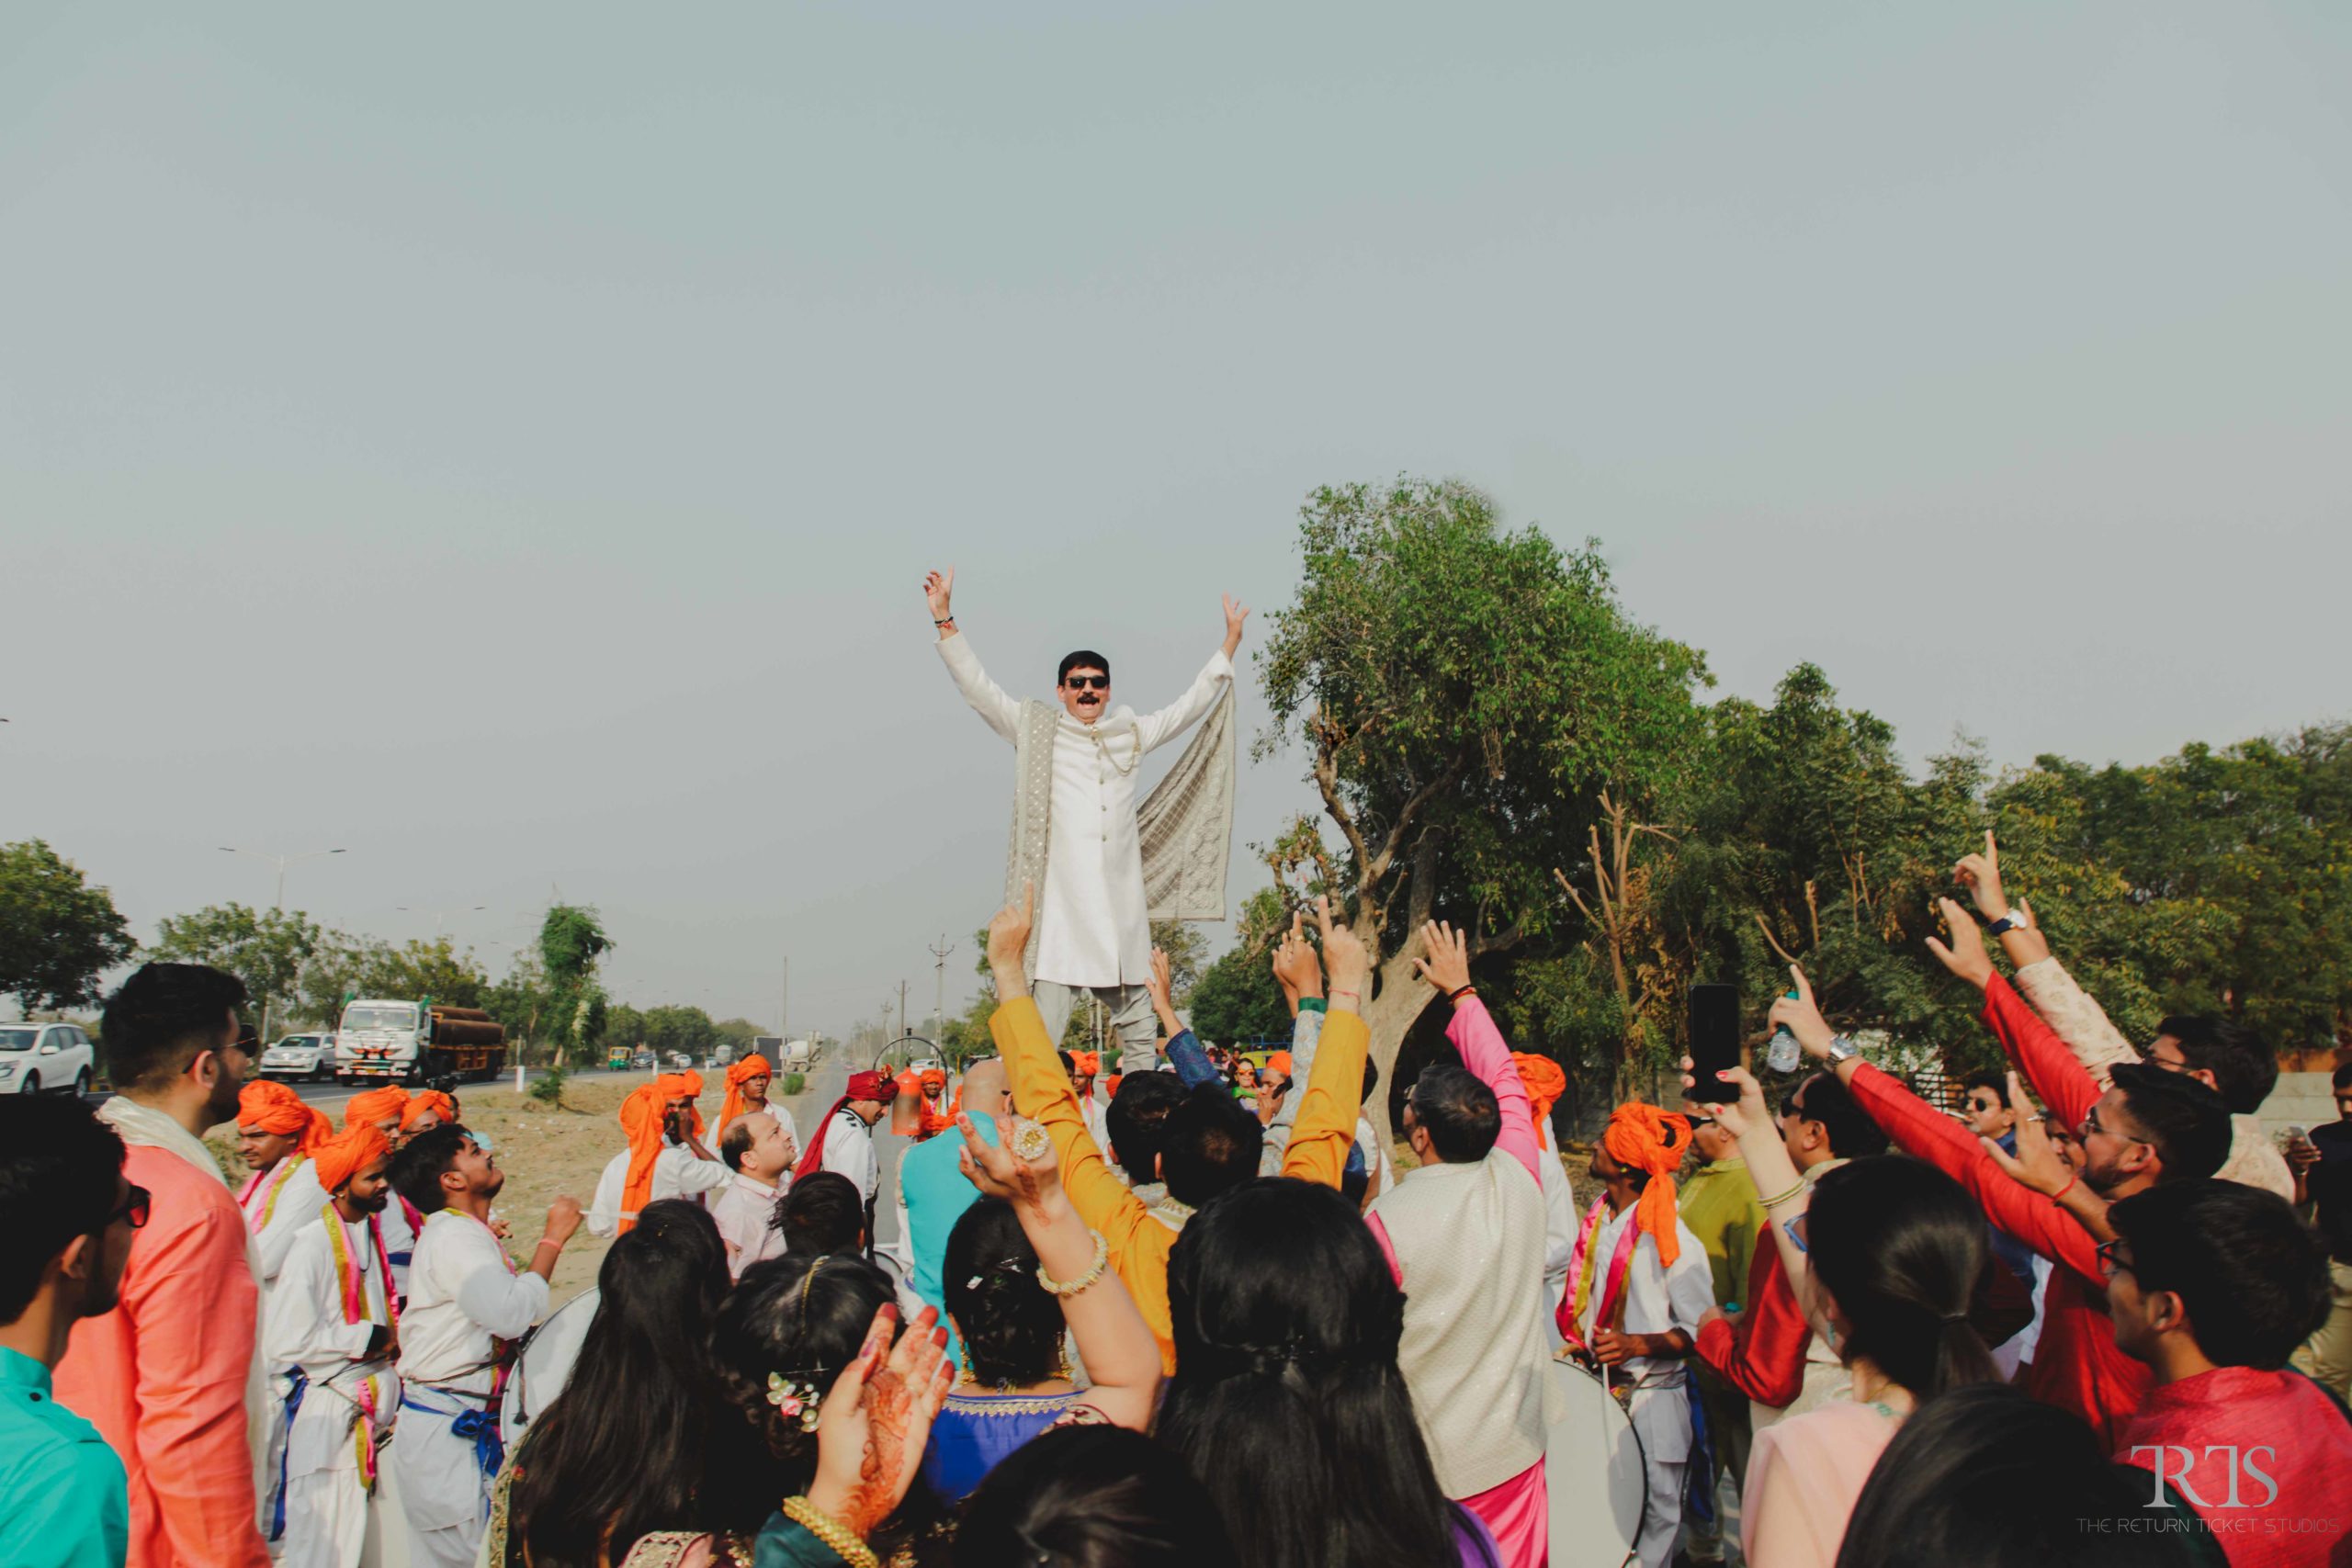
left=927, top=568, right=1022, bottom=743
left=1278, top=897, right=1373, bottom=1190
left=1955, top=835, right=2137, bottom=1081
left=1145, top=947, right=1221, bottom=1089
left=1419, top=919, right=1537, bottom=1181
left=1926, top=897, right=2103, bottom=1132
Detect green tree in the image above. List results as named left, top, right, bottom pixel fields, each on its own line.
left=0, top=840, right=137, bottom=1011
left=714, top=1017, right=769, bottom=1047
left=639, top=1004, right=725, bottom=1062
left=148, top=903, right=323, bottom=1035
left=1257, top=478, right=1711, bottom=1103
left=1148, top=919, right=1209, bottom=1004
left=536, top=906, right=612, bottom=1064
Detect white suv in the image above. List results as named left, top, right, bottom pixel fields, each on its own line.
left=260, top=1033, right=336, bottom=1083
left=0, top=1022, right=97, bottom=1097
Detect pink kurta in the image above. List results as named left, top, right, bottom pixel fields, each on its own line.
left=54, top=1145, right=272, bottom=1568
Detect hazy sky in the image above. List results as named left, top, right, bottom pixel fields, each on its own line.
left=6, top=3, right=2347, bottom=1035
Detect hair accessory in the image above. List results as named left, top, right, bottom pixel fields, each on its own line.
left=764, top=1371, right=822, bottom=1434
left=1035, top=1229, right=1110, bottom=1297
left=1939, top=1311, right=1969, bottom=1324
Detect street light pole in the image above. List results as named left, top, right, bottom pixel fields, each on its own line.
left=218, top=845, right=347, bottom=1042
left=928, top=934, right=955, bottom=1043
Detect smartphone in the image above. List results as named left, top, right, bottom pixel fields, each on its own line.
left=1688, top=984, right=1742, bottom=1103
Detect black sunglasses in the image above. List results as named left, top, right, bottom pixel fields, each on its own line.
left=111, top=1184, right=153, bottom=1231
left=1062, top=673, right=1109, bottom=690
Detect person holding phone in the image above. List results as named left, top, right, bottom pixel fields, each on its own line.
left=2287, top=1062, right=2352, bottom=1394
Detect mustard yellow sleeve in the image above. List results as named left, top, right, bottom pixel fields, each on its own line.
left=991, top=998, right=1149, bottom=1246
left=1280, top=1006, right=1370, bottom=1190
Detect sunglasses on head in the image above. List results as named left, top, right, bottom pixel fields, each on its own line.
left=1063, top=673, right=1109, bottom=690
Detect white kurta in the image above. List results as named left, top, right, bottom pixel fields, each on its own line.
left=818, top=1108, right=878, bottom=1202
left=263, top=1210, right=399, bottom=1568
left=584, top=1142, right=736, bottom=1239
left=247, top=1156, right=332, bottom=1287
left=940, top=632, right=1232, bottom=987
left=389, top=1211, right=548, bottom=1568
left=710, top=1172, right=786, bottom=1279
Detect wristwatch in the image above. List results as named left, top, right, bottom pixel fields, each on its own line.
left=1825, top=1034, right=1860, bottom=1065
left=1986, top=908, right=2032, bottom=936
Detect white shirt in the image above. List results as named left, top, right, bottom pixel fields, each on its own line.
left=711, top=1172, right=787, bottom=1279
left=262, top=1210, right=399, bottom=1477
left=585, top=1141, right=737, bottom=1238
left=1576, top=1206, right=1716, bottom=1464
left=941, top=632, right=1232, bottom=987
left=1536, top=1119, right=1577, bottom=1323
left=245, top=1156, right=329, bottom=1287
left=819, top=1107, right=878, bottom=1202
left=398, top=1209, right=549, bottom=1399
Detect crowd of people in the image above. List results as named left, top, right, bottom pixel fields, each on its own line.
left=4, top=827, right=2352, bottom=1568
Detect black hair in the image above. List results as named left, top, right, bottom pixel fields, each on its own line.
left=2108, top=1062, right=2231, bottom=1182
left=99, top=962, right=246, bottom=1091
left=2334, top=1060, right=2352, bottom=1093
left=390, top=1123, right=474, bottom=1215
left=1835, top=1384, right=2195, bottom=1568
left=944, top=1198, right=1059, bottom=1388
left=0, top=1097, right=126, bottom=1322
left=1960, top=1069, right=2008, bottom=1101
left=2108, top=1179, right=2331, bottom=1370
left=1057, top=649, right=1111, bottom=684
left=1786, top=1070, right=1890, bottom=1158
left=1106, top=1071, right=1186, bottom=1179
left=1805, top=1157, right=1998, bottom=1400
left=699, top=1253, right=944, bottom=1559
left=1159, top=1085, right=1263, bottom=1207
left=509, top=1201, right=729, bottom=1568
left=956, top=1425, right=1238, bottom=1568
left=2153, top=1015, right=2277, bottom=1115
left=777, top=1171, right=865, bottom=1256
left=718, top=1117, right=755, bottom=1173
left=1057, top=1051, right=1077, bottom=1077
left=1161, top=1179, right=1487, bottom=1568
left=1408, top=1064, right=1499, bottom=1164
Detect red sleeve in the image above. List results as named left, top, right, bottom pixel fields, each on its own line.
left=1694, top=1231, right=1808, bottom=1407
left=125, top=1190, right=271, bottom=1568
left=1845, top=1062, right=2103, bottom=1281
left=1980, top=974, right=2102, bottom=1132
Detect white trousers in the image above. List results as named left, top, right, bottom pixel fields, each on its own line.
left=1637, top=1454, right=1687, bottom=1568
left=1032, top=980, right=1159, bottom=1074
left=387, top=1403, right=490, bottom=1568
left=279, top=1468, right=368, bottom=1568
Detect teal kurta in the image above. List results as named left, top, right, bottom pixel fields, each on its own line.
left=0, top=1345, right=130, bottom=1568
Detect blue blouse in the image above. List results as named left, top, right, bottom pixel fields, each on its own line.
left=919, top=1389, right=1084, bottom=1505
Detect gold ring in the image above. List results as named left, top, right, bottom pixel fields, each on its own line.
left=1011, top=1120, right=1052, bottom=1164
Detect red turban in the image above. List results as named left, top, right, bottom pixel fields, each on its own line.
left=312, top=1125, right=392, bottom=1195
left=718, top=1055, right=773, bottom=1129
left=345, top=1086, right=410, bottom=1133
left=847, top=1071, right=897, bottom=1103
left=239, top=1081, right=332, bottom=1155
left=1511, top=1053, right=1568, bottom=1124
left=1602, top=1102, right=1692, bottom=1269
left=401, top=1089, right=456, bottom=1132
left=1069, top=1052, right=1102, bottom=1078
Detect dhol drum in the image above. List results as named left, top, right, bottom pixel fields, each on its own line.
left=499, top=1287, right=601, bottom=1450
left=1544, top=1357, right=1649, bottom=1568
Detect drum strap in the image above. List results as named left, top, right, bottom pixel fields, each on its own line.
left=1556, top=1198, right=1640, bottom=1351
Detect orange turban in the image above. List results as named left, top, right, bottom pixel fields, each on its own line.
left=239, top=1081, right=333, bottom=1154
left=312, top=1124, right=392, bottom=1195
left=1602, top=1102, right=1692, bottom=1269
left=1264, top=1052, right=1294, bottom=1080
left=401, top=1089, right=456, bottom=1132
left=617, top=1081, right=679, bottom=1236
left=919, top=1067, right=946, bottom=1095
left=345, top=1086, right=411, bottom=1132
left=1511, top=1053, right=1568, bottom=1123
left=1069, top=1052, right=1102, bottom=1078
left=659, top=1071, right=704, bottom=1137
left=1105, top=1073, right=1124, bottom=1101
left=718, top=1055, right=773, bottom=1128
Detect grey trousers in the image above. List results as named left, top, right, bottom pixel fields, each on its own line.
left=1032, top=979, right=1160, bottom=1075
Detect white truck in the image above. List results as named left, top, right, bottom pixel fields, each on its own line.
left=335, top=998, right=508, bottom=1086
left=755, top=1035, right=815, bottom=1068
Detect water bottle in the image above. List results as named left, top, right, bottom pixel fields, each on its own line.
left=1765, top=989, right=1803, bottom=1075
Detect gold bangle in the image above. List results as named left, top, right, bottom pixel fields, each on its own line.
left=1758, top=1181, right=1806, bottom=1209
left=781, top=1496, right=880, bottom=1568
left=1036, top=1229, right=1111, bottom=1297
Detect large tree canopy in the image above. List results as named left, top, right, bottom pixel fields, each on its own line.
left=0, top=840, right=136, bottom=1012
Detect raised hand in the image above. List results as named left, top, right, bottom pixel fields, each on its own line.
left=1681, top=1058, right=1771, bottom=1139
left=1221, top=592, right=1250, bottom=657
left=1314, top=896, right=1371, bottom=1009
left=923, top=568, right=956, bottom=623
left=1953, top=830, right=2010, bottom=922
left=1411, top=919, right=1473, bottom=998
left=806, top=1303, right=955, bottom=1540
left=988, top=881, right=1035, bottom=987
left=1270, top=911, right=1321, bottom=1000
left=1925, top=896, right=1996, bottom=989
left=1767, top=965, right=1838, bottom=1061
left=1146, top=947, right=1175, bottom=1014
left=1981, top=1071, right=2073, bottom=1195
left=956, top=1111, right=1060, bottom=1214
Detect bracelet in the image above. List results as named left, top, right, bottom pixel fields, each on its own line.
left=1758, top=1181, right=1807, bottom=1209
left=780, top=1496, right=879, bottom=1568
left=535, top=1238, right=561, bottom=1252
left=933, top=616, right=956, bottom=627
left=2047, top=1172, right=2079, bottom=1205
left=1296, top=997, right=1327, bottom=1014
left=1036, top=1230, right=1111, bottom=1297
left=1331, top=989, right=1361, bottom=1005
left=1446, top=984, right=1477, bottom=1001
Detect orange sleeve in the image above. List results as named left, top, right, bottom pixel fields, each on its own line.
left=125, top=1195, right=271, bottom=1568
left=992, top=997, right=1175, bottom=1370
left=1280, top=1007, right=1370, bottom=1190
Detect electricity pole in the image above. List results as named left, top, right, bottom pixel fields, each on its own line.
left=928, top=934, right=955, bottom=1043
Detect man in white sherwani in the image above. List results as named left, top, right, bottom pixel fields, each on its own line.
left=927, top=566, right=1245, bottom=1073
